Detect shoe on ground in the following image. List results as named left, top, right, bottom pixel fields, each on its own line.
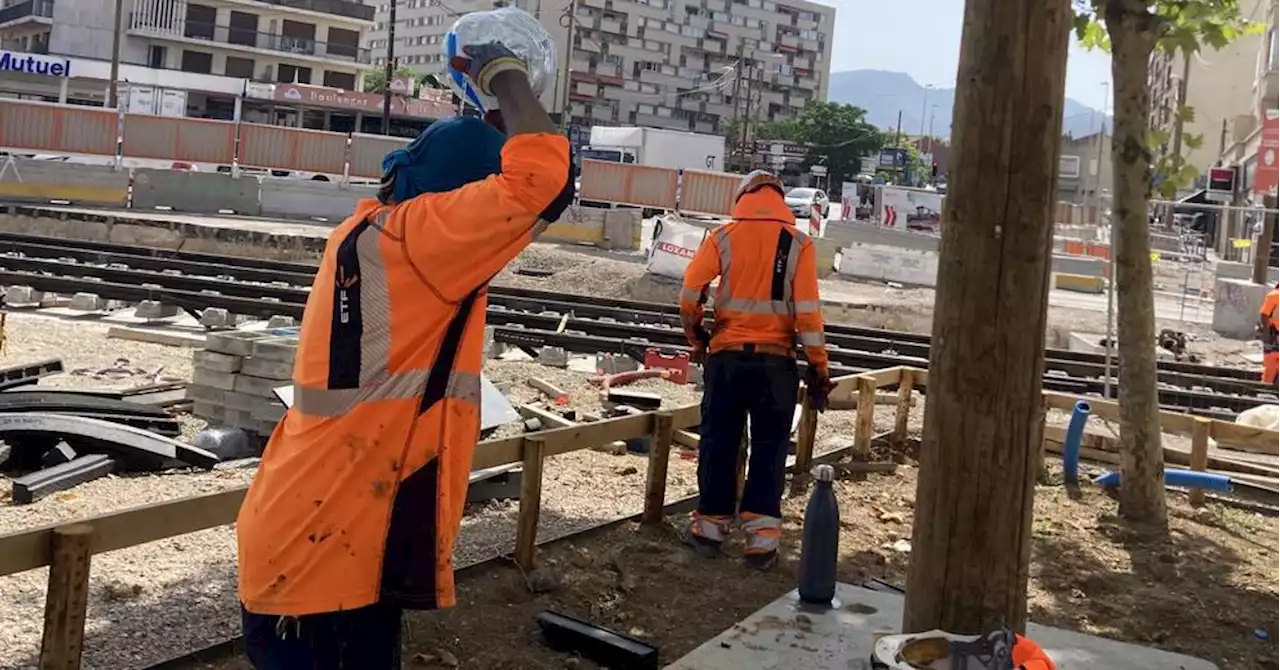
left=740, top=512, right=782, bottom=571
left=683, top=512, right=730, bottom=558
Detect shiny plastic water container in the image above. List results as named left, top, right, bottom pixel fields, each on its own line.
left=443, top=7, right=557, bottom=112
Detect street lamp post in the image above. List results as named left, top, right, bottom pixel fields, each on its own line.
left=381, top=0, right=398, bottom=135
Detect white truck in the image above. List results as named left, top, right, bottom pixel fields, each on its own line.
left=584, top=126, right=725, bottom=173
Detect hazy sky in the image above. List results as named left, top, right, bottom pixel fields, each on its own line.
left=826, top=0, right=1114, bottom=113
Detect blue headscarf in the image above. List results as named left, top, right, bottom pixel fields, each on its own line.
left=378, top=116, right=506, bottom=204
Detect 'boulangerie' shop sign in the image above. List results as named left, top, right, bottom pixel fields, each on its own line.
left=245, top=83, right=454, bottom=121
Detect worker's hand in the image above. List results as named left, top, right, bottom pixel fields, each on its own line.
left=449, top=42, right=528, bottom=97
left=805, top=367, right=836, bottom=412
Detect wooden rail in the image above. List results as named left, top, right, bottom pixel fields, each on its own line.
left=1, top=364, right=1275, bottom=665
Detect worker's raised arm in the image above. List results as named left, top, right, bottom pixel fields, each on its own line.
left=680, top=231, right=721, bottom=348
left=792, top=239, right=829, bottom=377
left=396, top=55, right=573, bottom=303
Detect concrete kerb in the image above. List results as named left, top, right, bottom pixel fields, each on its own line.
left=1212, top=278, right=1270, bottom=340
left=132, top=169, right=260, bottom=216
left=0, top=204, right=329, bottom=262
left=258, top=179, right=378, bottom=223
left=0, top=158, right=131, bottom=208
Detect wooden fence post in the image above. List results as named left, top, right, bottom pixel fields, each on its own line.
left=40, top=524, right=93, bottom=670
left=853, top=375, right=876, bottom=459
left=893, top=368, right=915, bottom=447
left=514, top=437, right=546, bottom=569
left=643, top=412, right=675, bottom=524
left=791, top=386, right=819, bottom=496
left=1189, top=417, right=1211, bottom=507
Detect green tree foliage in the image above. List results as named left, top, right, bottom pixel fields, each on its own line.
left=755, top=101, right=886, bottom=184
left=362, top=65, right=417, bottom=94
left=1072, top=0, right=1256, bottom=530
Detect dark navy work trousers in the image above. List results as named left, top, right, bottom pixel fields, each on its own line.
left=242, top=602, right=401, bottom=670
left=697, top=349, right=799, bottom=519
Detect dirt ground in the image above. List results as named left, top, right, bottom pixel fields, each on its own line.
left=197, top=446, right=1279, bottom=670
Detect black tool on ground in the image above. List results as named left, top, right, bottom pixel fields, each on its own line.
left=535, top=610, right=659, bottom=670
left=606, top=390, right=662, bottom=412
left=0, top=357, right=65, bottom=391
left=798, top=464, right=840, bottom=606
left=0, top=390, right=182, bottom=436
left=12, top=454, right=114, bottom=504
left=804, top=366, right=833, bottom=412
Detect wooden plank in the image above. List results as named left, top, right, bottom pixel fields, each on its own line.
left=673, top=430, right=700, bottom=449
left=514, top=437, right=546, bottom=569
left=1043, top=425, right=1280, bottom=481
left=0, top=487, right=247, bottom=578
left=828, top=372, right=864, bottom=402
left=39, top=524, right=93, bottom=670
left=1042, top=439, right=1280, bottom=494
left=1189, top=418, right=1211, bottom=507
left=853, top=376, right=876, bottom=460
left=861, top=365, right=904, bottom=389
left=1209, top=420, right=1280, bottom=456
left=517, top=404, right=576, bottom=428
left=0, top=404, right=705, bottom=578
left=790, top=387, right=819, bottom=496
left=894, top=368, right=915, bottom=446
left=642, top=412, right=675, bottom=524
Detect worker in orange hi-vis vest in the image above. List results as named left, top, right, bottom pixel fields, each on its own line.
left=1261, top=284, right=1279, bottom=384
left=678, top=170, right=834, bottom=570
left=235, top=43, right=573, bottom=670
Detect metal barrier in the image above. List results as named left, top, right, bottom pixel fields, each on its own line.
left=348, top=133, right=411, bottom=179
left=678, top=169, right=738, bottom=216
left=123, top=115, right=236, bottom=165
left=579, top=159, right=679, bottom=210
left=0, top=99, right=118, bottom=157
left=240, top=124, right=349, bottom=176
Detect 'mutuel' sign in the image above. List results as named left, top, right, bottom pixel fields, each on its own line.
left=0, top=51, right=70, bottom=77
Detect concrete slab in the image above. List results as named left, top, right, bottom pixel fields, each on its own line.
left=666, top=583, right=1216, bottom=670
left=1215, top=260, right=1279, bottom=284
left=1212, top=278, right=1270, bottom=340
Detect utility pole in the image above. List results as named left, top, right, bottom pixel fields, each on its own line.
left=381, top=0, right=398, bottom=135
left=556, top=0, right=579, bottom=131
left=918, top=84, right=931, bottom=139
left=737, top=57, right=755, bottom=173
left=1161, top=50, right=1191, bottom=227
left=895, top=109, right=903, bottom=145
left=902, top=0, right=1069, bottom=635
left=728, top=42, right=745, bottom=171
left=108, top=0, right=124, bottom=108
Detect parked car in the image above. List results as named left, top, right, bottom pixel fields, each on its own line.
left=784, top=187, right=829, bottom=218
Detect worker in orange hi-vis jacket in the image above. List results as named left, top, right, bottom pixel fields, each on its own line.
left=235, top=42, right=574, bottom=670
left=678, top=170, right=834, bottom=570
left=1261, top=284, right=1279, bottom=384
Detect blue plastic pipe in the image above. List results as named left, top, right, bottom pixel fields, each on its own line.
left=1061, top=400, right=1092, bottom=485
left=1094, top=469, right=1233, bottom=492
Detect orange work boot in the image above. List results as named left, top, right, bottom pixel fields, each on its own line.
left=683, top=512, right=731, bottom=557
left=740, top=512, right=781, bottom=570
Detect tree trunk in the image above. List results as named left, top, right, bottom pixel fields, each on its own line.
left=1104, top=3, right=1169, bottom=529
left=901, top=0, right=1069, bottom=635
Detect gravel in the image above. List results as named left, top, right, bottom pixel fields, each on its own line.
left=0, top=238, right=1259, bottom=667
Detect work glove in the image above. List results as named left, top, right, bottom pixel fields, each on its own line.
left=449, top=42, right=528, bottom=97
left=805, top=366, right=835, bottom=413
left=690, top=325, right=711, bottom=364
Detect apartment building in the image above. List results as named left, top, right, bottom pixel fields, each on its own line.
left=0, top=0, right=374, bottom=90
left=365, top=0, right=834, bottom=135
left=1148, top=0, right=1267, bottom=178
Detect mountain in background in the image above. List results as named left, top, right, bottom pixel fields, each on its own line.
left=827, top=69, right=1112, bottom=140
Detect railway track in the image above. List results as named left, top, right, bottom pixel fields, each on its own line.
left=0, top=232, right=1273, bottom=417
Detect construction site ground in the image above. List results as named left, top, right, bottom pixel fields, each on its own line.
left=0, top=214, right=1274, bottom=668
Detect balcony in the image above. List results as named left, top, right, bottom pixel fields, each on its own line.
left=232, top=0, right=374, bottom=22
left=0, top=0, right=53, bottom=26
left=130, top=18, right=371, bottom=64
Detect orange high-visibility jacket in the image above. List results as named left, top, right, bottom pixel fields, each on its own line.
left=237, top=133, right=572, bottom=617
left=679, top=187, right=830, bottom=376
left=1262, top=287, right=1279, bottom=329
left=1013, top=635, right=1056, bottom=670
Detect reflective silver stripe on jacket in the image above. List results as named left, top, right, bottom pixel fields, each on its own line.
left=798, top=331, right=825, bottom=347
left=714, top=226, right=804, bottom=317
left=291, top=221, right=482, bottom=417
left=679, top=287, right=703, bottom=302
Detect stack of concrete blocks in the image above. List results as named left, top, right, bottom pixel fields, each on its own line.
left=188, top=330, right=297, bottom=437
